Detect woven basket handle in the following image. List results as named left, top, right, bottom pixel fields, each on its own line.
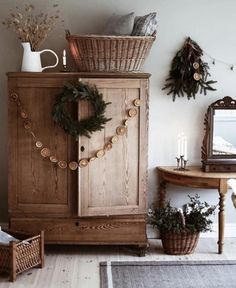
left=177, top=208, right=186, bottom=228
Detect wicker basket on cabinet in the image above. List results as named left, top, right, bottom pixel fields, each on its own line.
left=66, top=34, right=156, bottom=72
left=0, top=230, right=44, bottom=282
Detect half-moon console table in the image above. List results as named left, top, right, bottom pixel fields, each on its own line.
left=157, top=166, right=236, bottom=254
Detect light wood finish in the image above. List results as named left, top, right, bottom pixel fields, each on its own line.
left=78, top=78, right=148, bottom=216
left=10, top=215, right=146, bottom=244
left=157, top=166, right=236, bottom=254
left=8, top=72, right=149, bottom=250
left=1, top=238, right=236, bottom=287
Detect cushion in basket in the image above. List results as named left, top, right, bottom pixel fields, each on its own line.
left=102, top=12, right=135, bottom=35
left=131, top=12, right=157, bottom=36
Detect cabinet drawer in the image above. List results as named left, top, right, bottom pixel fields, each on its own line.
left=10, top=216, right=147, bottom=245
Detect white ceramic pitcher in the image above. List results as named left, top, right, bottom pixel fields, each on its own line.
left=21, top=42, right=59, bottom=72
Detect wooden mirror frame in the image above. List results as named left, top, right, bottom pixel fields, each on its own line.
left=202, top=96, right=236, bottom=172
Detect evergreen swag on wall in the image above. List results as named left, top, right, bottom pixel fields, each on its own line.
left=163, top=37, right=217, bottom=101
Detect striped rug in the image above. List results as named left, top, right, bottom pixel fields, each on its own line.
left=100, top=260, right=236, bottom=288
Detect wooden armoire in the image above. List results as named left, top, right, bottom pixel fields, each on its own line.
left=8, top=72, right=149, bottom=254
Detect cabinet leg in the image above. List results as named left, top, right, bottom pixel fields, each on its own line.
left=137, top=244, right=148, bottom=257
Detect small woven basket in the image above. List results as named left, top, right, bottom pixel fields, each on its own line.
left=161, top=231, right=200, bottom=255
left=66, top=34, right=155, bottom=72
left=0, top=230, right=44, bottom=282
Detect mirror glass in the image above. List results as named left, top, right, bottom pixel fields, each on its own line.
left=213, top=109, right=236, bottom=155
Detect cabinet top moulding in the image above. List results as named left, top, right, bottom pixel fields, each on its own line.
left=7, top=72, right=151, bottom=79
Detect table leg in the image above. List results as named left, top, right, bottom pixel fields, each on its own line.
left=158, top=171, right=166, bottom=208
left=218, top=179, right=228, bottom=254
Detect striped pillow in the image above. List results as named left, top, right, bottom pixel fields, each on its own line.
left=131, top=12, right=157, bottom=36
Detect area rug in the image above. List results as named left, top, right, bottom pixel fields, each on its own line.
left=100, top=260, right=236, bottom=288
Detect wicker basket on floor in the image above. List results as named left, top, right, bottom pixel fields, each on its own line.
left=161, top=231, right=200, bottom=255
left=66, top=34, right=156, bottom=72
left=0, top=230, right=44, bottom=282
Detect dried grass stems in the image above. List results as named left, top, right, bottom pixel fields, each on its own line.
left=2, top=3, right=62, bottom=51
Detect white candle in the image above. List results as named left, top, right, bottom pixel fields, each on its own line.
left=184, top=136, right=187, bottom=160
left=63, top=49, right=66, bottom=66
left=177, top=134, right=181, bottom=158
left=180, top=133, right=184, bottom=156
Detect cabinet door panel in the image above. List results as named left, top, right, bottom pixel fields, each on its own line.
left=78, top=78, right=148, bottom=216
left=9, top=80, right=77, bottom=216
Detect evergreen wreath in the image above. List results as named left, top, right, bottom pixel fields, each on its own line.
left=162, top=37, right=217, bottom=101
left=52, top=81, right=111, bottom=139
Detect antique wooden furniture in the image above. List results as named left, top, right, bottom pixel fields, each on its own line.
left=157, top=166, right=236, bottom=254
left=8, top=72, right=149, bottom=255
left=202, top=96, right=236, bottom=172
left=0, top=230, right=44, bottom=282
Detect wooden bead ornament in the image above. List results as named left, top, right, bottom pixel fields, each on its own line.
left=40, top=148, right=51, bottom=158
left=128, top=108, right=137, bottom=118
left=96, top=149, right=105, bottom=158
left=133, top=99, right=141, bottom=107
left=79, top=159, right=89, bottom=168
left=58, top=160, right=67, bottom=169
left=116, top=126, right=127, bottom=136
left=69, top=161, right=78, bottom=170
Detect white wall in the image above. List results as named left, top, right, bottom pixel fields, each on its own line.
left=1, top=0, right=236, bottom=225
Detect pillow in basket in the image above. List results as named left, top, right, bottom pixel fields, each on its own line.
left=102, top=12, right=135, bottom=35
left=131, top=12, right=157, bottom=36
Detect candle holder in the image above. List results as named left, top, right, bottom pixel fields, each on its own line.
left=174, top=155, right=189, bottom=171
left=62, top=64, right=67, bottom=72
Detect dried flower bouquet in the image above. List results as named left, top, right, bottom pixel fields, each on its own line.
left=2, top=3, right=61, bottom=51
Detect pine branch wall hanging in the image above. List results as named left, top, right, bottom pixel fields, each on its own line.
left=163, top=37, right=217, bottom=101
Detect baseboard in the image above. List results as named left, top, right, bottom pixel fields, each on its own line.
left=147, top=223, right=236, bottom=239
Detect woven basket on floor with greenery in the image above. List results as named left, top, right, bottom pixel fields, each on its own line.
left=161, top=231, right=200, bottom=255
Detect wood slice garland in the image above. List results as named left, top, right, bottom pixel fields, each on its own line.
left=10, top=91, right=140, bottom=171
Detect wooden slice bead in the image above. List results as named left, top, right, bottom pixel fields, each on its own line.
left=128, top=108, right=137, bottom=118
left=89, top=157, right=96, bottom=162
left=193, top=62, right=200, bottom=69
left=104, top=142, right=112, bottom=151
left=133, top=99, right=141, bottom=107
left=69, top=161, right=78, bottom=170
left=23, top=120, right=32, bottom=130
left=193, top=73, right=201, bottom=81
left=79, top=159, right=89, bottom=168
left=20, top=110, right=28, bottom=119
left=111, top=135, right=119, bottom=144
left=50, top=156, right=58, bottom=163
left=35, top=141, right=43, bottom=148
left=58, top=160, right=67, bottom=169
left=40, top=148, right=51, bottom=158
left=10, top=92, right=18, bottom=102
left=96, top=149, right=105, bottom=158
left=116, top=126, right=127, bottom=136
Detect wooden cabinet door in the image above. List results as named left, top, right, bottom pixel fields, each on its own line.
left=78, top=78, right=148, bottom=216
left=8, top=76, right=77, bottom=217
